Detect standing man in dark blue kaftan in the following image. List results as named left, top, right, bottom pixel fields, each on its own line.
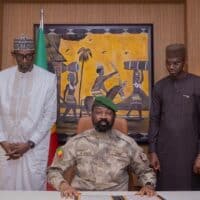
left=148, top=44, right=200, bottom=190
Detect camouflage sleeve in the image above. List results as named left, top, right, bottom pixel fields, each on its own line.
left=130, top=140, right=156, bottom=187
left=47, top=137, right=77, bottom=190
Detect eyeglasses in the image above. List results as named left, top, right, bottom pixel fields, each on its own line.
left=14, top=53, right=34, bottom=60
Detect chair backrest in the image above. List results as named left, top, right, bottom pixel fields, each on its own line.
left=76, top=116, right=128, bottom=134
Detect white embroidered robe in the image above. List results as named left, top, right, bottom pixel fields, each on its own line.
left=0, top=65, right=57, bottom=190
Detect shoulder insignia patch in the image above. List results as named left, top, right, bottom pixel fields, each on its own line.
left=56, top=147, right=64, bottom=160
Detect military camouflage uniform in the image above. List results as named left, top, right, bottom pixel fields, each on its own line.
left=47, top=129, right=156, bottom=191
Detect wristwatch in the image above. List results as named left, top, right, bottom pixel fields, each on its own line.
left=27, top=140, right=35, bottom=149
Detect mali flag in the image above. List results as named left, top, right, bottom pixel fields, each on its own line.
left=34, top=10, right=58, bottom=190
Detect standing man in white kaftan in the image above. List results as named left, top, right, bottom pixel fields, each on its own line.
left=0, top=35, right=57, bottom=190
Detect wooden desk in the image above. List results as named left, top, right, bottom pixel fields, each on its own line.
left=0, top=191, right=200, bottom=200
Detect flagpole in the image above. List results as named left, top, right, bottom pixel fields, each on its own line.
left=35, top=8, right=47, bottom=69
left=35, top=9, right=59, bottom=191
left=40, top=8, right=44, bottom=30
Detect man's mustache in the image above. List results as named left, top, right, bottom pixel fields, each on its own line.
left=98, top=119, right=109, bottom=126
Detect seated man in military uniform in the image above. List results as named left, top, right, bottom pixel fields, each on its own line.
left=47, top=96, right=156, bottom=198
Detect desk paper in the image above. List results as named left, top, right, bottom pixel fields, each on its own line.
left=77, top=194, right=161, bottom=200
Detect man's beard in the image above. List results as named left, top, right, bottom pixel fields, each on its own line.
left=94, top=119, right=114, bottom=132
left=18, top=64, right=33, bottom=73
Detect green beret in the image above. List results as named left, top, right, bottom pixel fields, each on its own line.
left=94, top=96, right=118, bottom=112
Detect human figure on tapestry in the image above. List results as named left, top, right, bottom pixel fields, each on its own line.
left=117, top=61, right=149, bottom=120
left=62, top=71, right=78, bottom=119
left=127, top=68, right=146, bottom=119
left=83, top=63, right=120, bottom=116
left=91, top=63, right=118, bottom=96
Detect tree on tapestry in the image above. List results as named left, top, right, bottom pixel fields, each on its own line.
left=77, top=47, right=92, bottom=107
